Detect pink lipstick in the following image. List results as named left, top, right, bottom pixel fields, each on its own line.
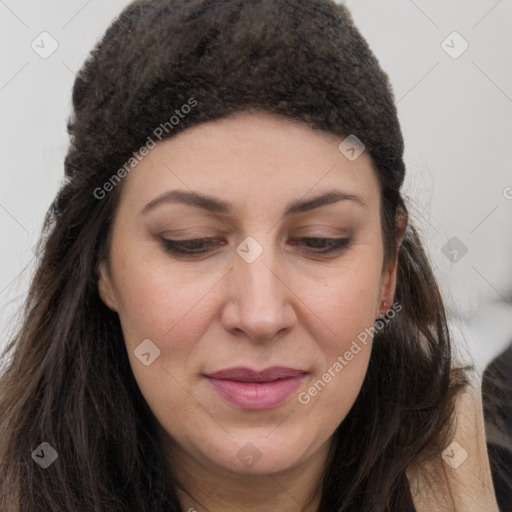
left=204, top=366, right=307, bottom=410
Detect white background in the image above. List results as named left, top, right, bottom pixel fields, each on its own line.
left=1, top=0, right=511, bottom=377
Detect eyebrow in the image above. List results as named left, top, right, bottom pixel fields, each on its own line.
left=141, top=189, right=368, bottom=218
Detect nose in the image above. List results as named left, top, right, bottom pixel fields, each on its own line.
left=220, top=241, right=297, bottom=342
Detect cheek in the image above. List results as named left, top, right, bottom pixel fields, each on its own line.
left=300, top=301, right=374, bottom=436
left=111, top=258, right=214, bottom=425
left=313, top=257, right=381, bottom=351
left=111, top=251, right=215, bottom=356
left=301, top=261, right=380, bottom=423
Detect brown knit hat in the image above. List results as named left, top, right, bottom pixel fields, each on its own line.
left=65, top=0, right=405, bottom=208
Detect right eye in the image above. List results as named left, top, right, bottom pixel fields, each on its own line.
left=161, top=238, right=224, bottom=256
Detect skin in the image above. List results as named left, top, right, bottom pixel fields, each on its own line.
left=98, top=110, right=405, bottom=511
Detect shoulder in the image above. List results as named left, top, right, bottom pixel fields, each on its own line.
left=407, top=376, right=500, bottom=512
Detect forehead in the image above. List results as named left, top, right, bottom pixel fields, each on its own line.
left=116, top=111, right=380, bottom=218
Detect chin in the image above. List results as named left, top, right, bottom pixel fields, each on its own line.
left=199, top=429, right=320, bottom=475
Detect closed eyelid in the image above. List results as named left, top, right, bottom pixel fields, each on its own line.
left=160, top=236, right=353, bottom=258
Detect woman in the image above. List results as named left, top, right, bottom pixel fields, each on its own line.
left=0, top=0, right=499, bottom=510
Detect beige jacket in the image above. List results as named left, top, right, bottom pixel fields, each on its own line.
left=408, top=379, right=500, bottom=512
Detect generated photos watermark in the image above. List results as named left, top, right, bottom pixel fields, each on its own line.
left=93, top=97, right=198, bottom=200
left=298, top=301, right=402, bottom=405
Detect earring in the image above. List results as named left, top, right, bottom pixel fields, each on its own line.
left=380, top=300, right=388, bottom=318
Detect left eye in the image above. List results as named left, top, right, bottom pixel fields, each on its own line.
left=289, top=237, right=352, bottom=254
left=161, top=237, right=352, bottom=256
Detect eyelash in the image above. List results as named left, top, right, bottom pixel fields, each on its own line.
left=161, top=237, right=352, bottom=257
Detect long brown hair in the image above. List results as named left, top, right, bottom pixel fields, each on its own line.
left=0, top=1, right=468, bottom=510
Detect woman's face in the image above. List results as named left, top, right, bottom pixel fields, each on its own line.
left=98, top=111, right=399, bottom=478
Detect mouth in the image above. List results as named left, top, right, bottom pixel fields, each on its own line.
left=203, top=366, right=307, bottom=410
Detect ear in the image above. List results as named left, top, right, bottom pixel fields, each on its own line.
left=376, top=212, right=407, bottom=317
left=97, top=260, right=118, bottom=312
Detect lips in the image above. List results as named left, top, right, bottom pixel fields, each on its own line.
left=205, top=366, right=307, bottom=382
left=204, top=366, right=307, bottom=410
